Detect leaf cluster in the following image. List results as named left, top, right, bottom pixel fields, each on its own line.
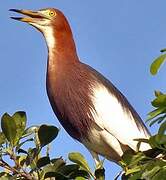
left=119, top=50, right=166, bottom=180
left=0, top=112, right=104, bottom=180
left=150, top=48, right=166, bottom=75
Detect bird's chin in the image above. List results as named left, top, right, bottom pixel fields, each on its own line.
left=28, top=22, right=44, bottom=33
left=11, top=17, right=39, bottom=23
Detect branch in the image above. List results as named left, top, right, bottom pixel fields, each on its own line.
left=0, top=159, right=35, bottom=180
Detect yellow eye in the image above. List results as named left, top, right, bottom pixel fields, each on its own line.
left=49, top=11, right=55, bottom=17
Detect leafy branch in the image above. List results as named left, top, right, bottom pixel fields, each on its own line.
left=0, top=112, right=104, bottom=180
left=119, top=49, right=166, bottom=180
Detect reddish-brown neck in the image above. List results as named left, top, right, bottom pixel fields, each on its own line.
left=44, top=19, right=79, bottom=73
left=54, top=27, right=78, bottom=62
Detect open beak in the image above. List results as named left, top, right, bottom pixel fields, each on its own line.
left=9, top=9, right=44, bottom=23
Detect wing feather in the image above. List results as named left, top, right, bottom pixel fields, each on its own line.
left=90, top=83, right=150, bottom=151
left=82, top=64, right=151, bottom=151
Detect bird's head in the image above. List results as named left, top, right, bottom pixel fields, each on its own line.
left=10, top=8, right=78, bottom=61
left=10, top=8, right=68, bottom=33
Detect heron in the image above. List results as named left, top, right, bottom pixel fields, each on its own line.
left=10, top=8, right=150, bottom=165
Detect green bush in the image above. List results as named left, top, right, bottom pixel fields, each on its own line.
left=119, top=49, right=166, bottom=180
left=0, top=111, right=104, bottom=179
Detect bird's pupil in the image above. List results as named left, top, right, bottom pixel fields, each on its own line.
left=50, top=11, right=54, bottom=16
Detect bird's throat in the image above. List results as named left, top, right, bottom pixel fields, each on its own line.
left=42, top=26, right=57, bottom=71
left=43, top=26, right=56, bottom=51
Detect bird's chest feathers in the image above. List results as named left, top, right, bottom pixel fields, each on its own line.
left=46, top=68, right=98, bottom=139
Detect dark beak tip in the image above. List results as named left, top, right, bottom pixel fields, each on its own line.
left=9, top=9, right=21, bottom=13
left=10, top=17, right=20, bottom=20
left=10, top=9, right=24, bottom=22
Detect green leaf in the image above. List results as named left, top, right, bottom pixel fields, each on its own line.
left=75, top=177, right=86, bottom=180
left=147, top=107, right=166, bottom=121
left=58, top=164, right=89, bottom=179
left=142, top=166, right=161, bottom=179
left=128, top=171, right=142, bottom=180
left=152, top=168, right=166, bottom=180
left=37, top=156, right=50, bottom=168
left=150, top=53, right=166, bottom=75
left=12, top=111, right=27, bottom=141
left=156, top=134, right=166, bottom=145
left=141, top=160, right=166, bottom=179
left=160, top=48, right=166, bottom=53
left=94, top=168, right=105, bottom=180
left=148, top=135, right=160, bottom=148
left=149, top=115, right=166, bottom=127
left=69, top=170, right=90, bottom=179
left=122, top=151, right=147, bottom=168
left=44, top=172, right=68, bottom=180
left=68, top=152, right=91, bottom=173
left=0, top=132, right=6, bottom=145
left=58, top=164, right=79, bottom=175
left=41, top=164, right=67, bottom=179
left=158, top=121, right=166, bottom=140
left=51, top=157, right=66, bottom=170
left=125, top=166, right=141, bottom=176
left=154, top=90, right=164, bottom=97
left=121, top=149, right=136, bottom=166
left=151, top=94, right=166, bottom=107
left=38, top=125, right=59, bottom=147
left=1, top=113, right=17, bottom=146
left=1, top=112, right=27, bottom=147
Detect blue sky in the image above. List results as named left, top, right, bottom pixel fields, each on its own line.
left=1, top=1, right=166, bottom=179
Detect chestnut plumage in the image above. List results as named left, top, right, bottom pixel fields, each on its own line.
left=11, top=8, right=151, bottom=164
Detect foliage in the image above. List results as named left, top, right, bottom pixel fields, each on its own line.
left=0, top=111, right=104, bottom=180
left=150, top=48, right=166, bottom=75
left=119, top=49, right=166, bottom=179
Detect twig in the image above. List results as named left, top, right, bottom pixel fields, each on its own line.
left=0, top=159, right=35, bottom=180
